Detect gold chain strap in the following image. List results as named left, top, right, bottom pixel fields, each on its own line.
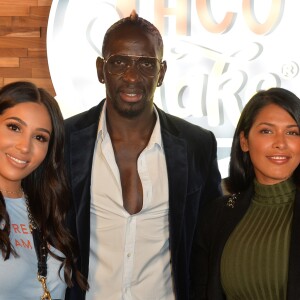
left=38, top=275, right=52, bottom=300
left=25, top=195, right=52, bottom=300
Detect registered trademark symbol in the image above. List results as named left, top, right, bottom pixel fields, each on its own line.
left=281, top=61, right=299, bottom=79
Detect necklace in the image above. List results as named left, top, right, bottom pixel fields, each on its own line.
left=0, top=187, right=23, bottom=196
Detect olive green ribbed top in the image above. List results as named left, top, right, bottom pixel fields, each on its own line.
left=221, top=179, right=295, bottom=300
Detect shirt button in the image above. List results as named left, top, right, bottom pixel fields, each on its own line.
left=127, top=253, right=131, bottom=258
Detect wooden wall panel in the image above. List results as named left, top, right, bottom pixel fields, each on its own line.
left=38, top=0, right=52, bottom=6
left=0, top=17, right=12, bottom=26
left=0, top=57, right=19, bottom=67
left=0, top=0, right=55, bottom=96
left=0, top=48, right=27, bottom=56
left=0, top=67, right=31, bottom=77
left=0, top=6, right=29, bottom=17
left=0, top=1, right=37, bottom=5
left=0, top=27, right=41, bottom=37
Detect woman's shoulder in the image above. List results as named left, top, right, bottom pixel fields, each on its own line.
left=199, top=195, right=229, bottom=228
left=204, top=194, right=236, bottom=211
left=201, top=188, right=252, bottom=222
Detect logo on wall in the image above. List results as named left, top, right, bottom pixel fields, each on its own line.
left=47, top=0, right=299, bottom=177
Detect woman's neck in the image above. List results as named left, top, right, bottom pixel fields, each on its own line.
left=0, top=186, right=23, bottom=198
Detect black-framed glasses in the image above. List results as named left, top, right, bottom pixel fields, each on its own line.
left=103, top=54, right=162, bottom=77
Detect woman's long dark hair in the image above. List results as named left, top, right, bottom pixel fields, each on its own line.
left=0, top=81, right=88, bottom=290
left=225, top=87, right=300, bottom=194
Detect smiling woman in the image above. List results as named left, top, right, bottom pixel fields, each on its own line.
left=0, top=81, right=88, bottom=300
left=0, top=102, right=52, bottom=186
left=192, top=87, right=300, bottom=300
left=239, top=103, right=300, bottom=185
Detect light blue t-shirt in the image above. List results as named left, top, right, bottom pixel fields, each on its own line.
left=0, top=197, right=67, bottom=300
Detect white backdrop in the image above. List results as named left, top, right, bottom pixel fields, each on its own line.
left=47, top=0, right=300, bottom=177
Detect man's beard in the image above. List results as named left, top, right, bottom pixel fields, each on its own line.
left=113, top=99, right=146, bottom=118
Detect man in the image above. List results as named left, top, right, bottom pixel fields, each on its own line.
left=64, top=10, right=222, bottom=300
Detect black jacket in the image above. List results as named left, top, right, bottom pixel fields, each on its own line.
left=64, top=100, right=222, bottom=300
left=191, top=185, right=300, bottom=299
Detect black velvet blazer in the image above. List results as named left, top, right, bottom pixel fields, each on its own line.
left=191, top=185, right=300, bottom=300
left=64, top=99, right=222, bottom=300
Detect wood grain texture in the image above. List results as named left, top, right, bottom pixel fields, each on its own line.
left=0, top=0, right=55, bottom=96
left=0, top=57, right=19, bottom=67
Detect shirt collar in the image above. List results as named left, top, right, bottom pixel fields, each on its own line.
left=148, top=107, right=163, bottom=150
left=97, top=101, right=108, bottom=142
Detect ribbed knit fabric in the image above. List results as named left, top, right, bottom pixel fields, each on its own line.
left=220, top=179, right=295, bottom=300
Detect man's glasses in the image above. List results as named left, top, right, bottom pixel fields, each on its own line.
left=103, top=54, right=162, bottom=77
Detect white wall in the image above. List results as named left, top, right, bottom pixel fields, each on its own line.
left=47, top=0, right=300, bottom=177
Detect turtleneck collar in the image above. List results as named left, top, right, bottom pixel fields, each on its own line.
left=253, top=178, right=296, bottom=205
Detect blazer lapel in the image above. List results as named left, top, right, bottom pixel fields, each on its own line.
left=70, top=123, right=98, bottom=209
left=209, top=187, right=253, bottom=298
left=217, top=188, right=253, bottom=245
left=157, top=108, right=188, bottom=259
left=69, top=102, right=103, bottom=276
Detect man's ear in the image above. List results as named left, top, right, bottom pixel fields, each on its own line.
left=157, top=60, right=167, bottom=86
left=96, top=57, right=105, bottom=83
left=240, top=131, right=249, bottom=152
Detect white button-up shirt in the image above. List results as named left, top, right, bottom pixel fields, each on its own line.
left=87, top=103, right=174, bottom=300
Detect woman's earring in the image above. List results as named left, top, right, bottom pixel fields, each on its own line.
left=100, top=79, right=104, bottom=83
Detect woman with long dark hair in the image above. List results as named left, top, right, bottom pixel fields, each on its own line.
left=0, top=81, right=88, bottom=299
left=192, top=87, right=300, bottom=299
